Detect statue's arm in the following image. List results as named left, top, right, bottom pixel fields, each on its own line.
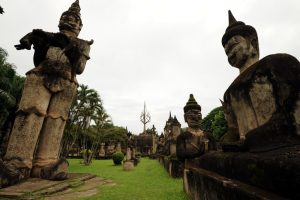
left=65, top=39, right=93, bottom=75
left=15, top=32, right=34, bottom=50
left=15, top=29, right=68, bottom=51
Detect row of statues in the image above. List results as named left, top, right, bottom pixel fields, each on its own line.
left=0, top=0, right=299, bottom=194
left=175, top=11, right=300, bottom=163
left=173, top=10, right=300, bottom=199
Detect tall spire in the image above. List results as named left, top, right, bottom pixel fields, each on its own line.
left=228, top=10, right=237, bottom=26
left=140, top=102, right=151, bottom=134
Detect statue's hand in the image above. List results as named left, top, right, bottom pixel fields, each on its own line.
left=15, top=39, right=31, bottom=50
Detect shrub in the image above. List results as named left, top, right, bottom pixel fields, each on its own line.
left=112, top=152, right=124, bottom=165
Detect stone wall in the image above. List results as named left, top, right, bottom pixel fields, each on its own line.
left=183, top=145, right=300, bottom=199
left=184, top=167, right=286, bottom=200
left=158, top=155, right=183, bottom=178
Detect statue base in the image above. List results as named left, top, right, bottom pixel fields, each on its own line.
left=185, top=145, right=300, bottom=199
left=0, top=173, right=113, bottom=199
left=184, top=167, right=286, bottom=200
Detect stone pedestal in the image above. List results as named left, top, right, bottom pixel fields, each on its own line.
left=123, top=161, right=134, bottom=171
left=185, top=167, right=286, bottom=200
left=0, top=173, right=112, bottom=199
left=168, top=159, right=183, bottom=178
left=185, top=145, right=300, bottom=199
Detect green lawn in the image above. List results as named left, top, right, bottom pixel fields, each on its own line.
left=68, top=158, right=189, bottom=200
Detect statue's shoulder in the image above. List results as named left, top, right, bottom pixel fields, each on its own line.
left=181, top=127, right=188, bottom=133
left=225, top=53, right=300, bottom=96
left=177, top=130, right=193, bottom=141
left=246, top=53, right=300, bottom=76
left=259, top=53, right=300, bottom=74
left=74, top=38, right=94, bottom=48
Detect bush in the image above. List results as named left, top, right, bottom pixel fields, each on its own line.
left=112, top=152, right=124, bottom=165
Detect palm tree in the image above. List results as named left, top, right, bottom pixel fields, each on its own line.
left=61, top=84, right=111, bottom=165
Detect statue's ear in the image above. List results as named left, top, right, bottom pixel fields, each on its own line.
left=219, top=99, right=225, bottom=107
left=250, top=38, right=258, bottom=50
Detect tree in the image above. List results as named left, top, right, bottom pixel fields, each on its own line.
left=0, top=6, right=4, bottom=14
left=61, top=84, right=112, bottom=165
left=100, top=126, right=128, bottom=147
left=200, top=106, right=227, bottom=141
left=211, top=109, right=228, bottom=141
left=0, top=47, right=25, bottom=154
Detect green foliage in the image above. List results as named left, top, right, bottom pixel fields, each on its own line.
left=201, top=106, right=228, bottom=141
left=112, top=152, right=124, bottom=165
left=80, top=149, right=93, bottom=155
left=0, top=47, right=25, bottom=138
left=211, top=109, right=228, bottom=140
left=101, top=126, right=129, bottom=147
left=61, top=84, right=112, bottom=162
left=68, top=158, right=189, bottom=200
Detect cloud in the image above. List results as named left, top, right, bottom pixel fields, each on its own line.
left=1, top=0, right=300, bottom=134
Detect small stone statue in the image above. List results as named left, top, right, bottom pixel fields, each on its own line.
left=221, top=11, right=300, bottom=152
left=176, top=94, right=215, bottom=161
left=156, top=135, right=165, bottom=155
left=0, top=0, right=92, bottom=188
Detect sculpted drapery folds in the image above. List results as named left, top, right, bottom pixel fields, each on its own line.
left=0, top=0, right=93, bottom=188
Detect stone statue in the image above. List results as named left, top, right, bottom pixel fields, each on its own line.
left=0, top=0, right=92, bottom=188
left=181, top=11, right=300, bottom=199
left=221, top=11, right=300, bottom=152
left=99, top=143, right=105, bottom=158
left=156, top=134, right=165, bottom=155
left=176, top=94, right=215, bottom=161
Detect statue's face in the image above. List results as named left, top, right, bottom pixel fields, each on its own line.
left=59, top=13, right=82, bottom=36
left=224, top=35, right=253, bottom=69
left=184, top=109, right=202, bottom=128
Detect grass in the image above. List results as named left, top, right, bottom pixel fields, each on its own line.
left=68, top=158, right=189, bottom=200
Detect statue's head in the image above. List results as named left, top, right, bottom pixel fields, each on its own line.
left=222, top=11, right=259, bottom=70
left=184, top=94, right=202, bottom=128
left=59, top=0, right=82, bottom=37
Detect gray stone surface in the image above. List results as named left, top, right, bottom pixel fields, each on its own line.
left=0, top=173, right=112, bottom=200
left=185, top=167, right=287, bottom=200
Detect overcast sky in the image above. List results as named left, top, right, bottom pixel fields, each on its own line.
left=1, top=0, right=300, bottom=134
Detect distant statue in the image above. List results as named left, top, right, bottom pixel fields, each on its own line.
left=0, top=0, right=92, bottom=188
left=176, top=94, right=215, bottom=161
left=156, top=134, right=165, bottom=155
left=221, top=11, right=300, bottom=152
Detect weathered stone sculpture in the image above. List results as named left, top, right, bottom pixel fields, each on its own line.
left=221, top=11, right=300, bottom=152
left=156, top=134, right=165, bottom=155
left=0, top=0, right=92, bottom=188
left=99, top=143, right=105, bottom=158
left=176, top=94, right=215, bottom=161
left=184, top=11, right=300, bottom=200
left=161, top=113, right=181, bottom=156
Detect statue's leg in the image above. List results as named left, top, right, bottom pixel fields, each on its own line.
left=32, top=80, right=77, bottom=180
left=1, top=73, right=50, bottom=187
